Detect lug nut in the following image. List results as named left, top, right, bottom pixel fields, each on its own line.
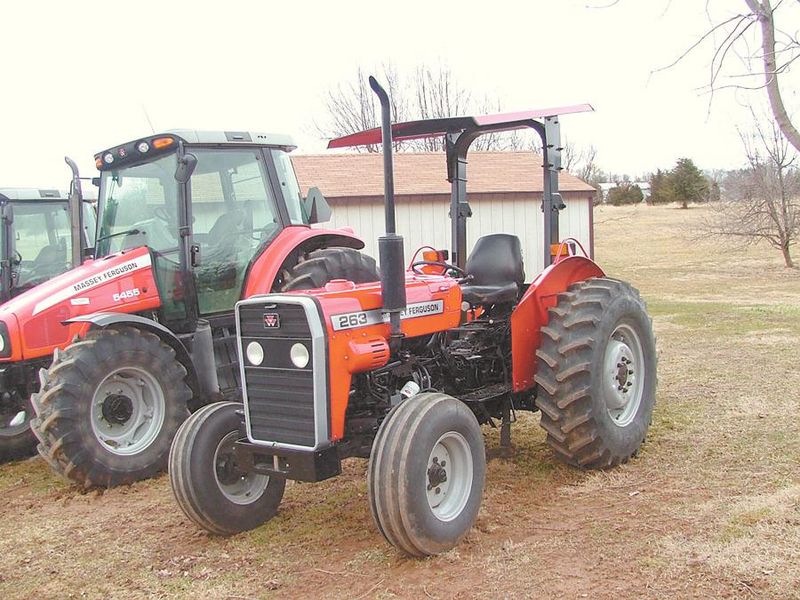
left=441, top=460, right=446, bottom=467
left=435, top=487, right=441, bottom=494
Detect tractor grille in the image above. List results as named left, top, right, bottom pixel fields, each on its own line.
left=236, top=296, right=327, bottom=449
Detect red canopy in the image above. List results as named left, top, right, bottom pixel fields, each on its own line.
left=327, top=104, right=594, bottom=149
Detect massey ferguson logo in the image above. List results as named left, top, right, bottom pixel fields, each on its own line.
left=263, top=313, right=280, bottom=328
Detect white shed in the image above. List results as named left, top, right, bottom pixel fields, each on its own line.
left=293, top=152, right=596, bottom=277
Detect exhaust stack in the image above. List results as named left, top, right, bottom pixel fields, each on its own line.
left=64, top=156, right=85, bottom=267
left=369, top=76, right=406, bottom=343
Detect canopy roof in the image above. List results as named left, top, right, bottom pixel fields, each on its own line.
left=327, top=104, right=594, bottom=149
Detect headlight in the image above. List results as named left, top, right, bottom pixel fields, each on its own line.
left=290, top=343, right=309, bottom=369
left=246, top=341, right=264, bottom=366
left=0, top=334, right=5, bottom=353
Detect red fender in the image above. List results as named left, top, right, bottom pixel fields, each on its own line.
left=242, top=226, right=365, bottom=297
left=510, top=256, right=605, bottom=392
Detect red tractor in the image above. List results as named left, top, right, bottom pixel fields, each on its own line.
left=170, top=79, right=657, bottom=557
left=0, top=160, right=96, bottom=459
left=0, top=130, right=377, bottom=485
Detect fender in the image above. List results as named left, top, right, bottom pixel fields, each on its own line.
left=243, top=226, right=364, bottom=298
left=65, top=312, right=201, bottom=402
left=510, top=256, right=605, bottom=392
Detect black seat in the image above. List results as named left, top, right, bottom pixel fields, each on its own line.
left=460, top=234, right=525, bottom=305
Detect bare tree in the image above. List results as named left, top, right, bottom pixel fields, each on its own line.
left=663, top=1, right=800, bottom=154
left=704, top=111, right=800, bottom=267
left=562, top=139, right=600, bottom=185
left=316, top=62, right=529, bottom=152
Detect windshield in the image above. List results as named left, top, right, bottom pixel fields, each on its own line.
left=272, top=149, right=307, bottom=225
left=5, top=201, right=72, bottom=293
left=96, top=153, right=178, bottom=257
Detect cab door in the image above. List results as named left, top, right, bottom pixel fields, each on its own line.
left=188, top=148, right=284, bottom=316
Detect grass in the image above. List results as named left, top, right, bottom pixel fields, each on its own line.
left=0, top=204, right=799, bottom=598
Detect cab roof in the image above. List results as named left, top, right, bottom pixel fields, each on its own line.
left=0, top=188, right=65, bottom=201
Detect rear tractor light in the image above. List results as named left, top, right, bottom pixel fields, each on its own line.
left=103, top=153, right=114, bottom=165
left=137, top=141, right=150, bottom=153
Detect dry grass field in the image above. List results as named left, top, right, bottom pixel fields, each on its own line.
left=1, top=204, right=798, bottom=599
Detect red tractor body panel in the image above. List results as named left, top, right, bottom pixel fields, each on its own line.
left=0, top=246, right=159, bottom=361
left=0, top=227, right=364, bottom=363
left=509, top=256, right=605, bottom=391
left=242, top=226, right=364, bottom=298
left=292, top=273, right=463, bottom=441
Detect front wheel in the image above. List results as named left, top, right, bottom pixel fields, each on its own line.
left=534, top=277, right=657, bottom=468
left=368, top=393, right=486, bottom=557
left=169, top=401, right=285, bottom=536
left=31, top=326, right=192, bottom=487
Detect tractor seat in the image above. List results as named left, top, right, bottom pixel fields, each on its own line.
left=460, top=234, right=525, bottom=306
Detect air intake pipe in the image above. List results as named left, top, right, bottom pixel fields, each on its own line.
left=369, top=76, right=406, bottom=343
left=64, top=156, right=85, bottom=268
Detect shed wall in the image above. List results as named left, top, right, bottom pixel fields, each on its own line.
left=324, top=192, right=593, bottom=278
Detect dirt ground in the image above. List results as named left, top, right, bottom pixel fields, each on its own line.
left=1, top=204, right=799, bottom=599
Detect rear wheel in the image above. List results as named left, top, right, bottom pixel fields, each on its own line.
left=368, top=392, right=485, bottom=557
left=31, top=326, right=192, bottom=487
left=279, top=247, right=378, bottom=291
left=534, top=277, right=657, bottom=468
left=169, top=401, right=285, bottom=535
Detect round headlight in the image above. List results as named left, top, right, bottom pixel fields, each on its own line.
left=290, top=343, right=309, bottom=369
left=246, top=341, right=264, bottom=366
left=103, top=153, right=114, bottom=164
left=0, top=334, right=5, bottom=353
left=137, top=141, right=150, bottom=153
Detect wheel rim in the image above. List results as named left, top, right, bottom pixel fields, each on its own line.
left=90, top=366, right=166, bottom=455
left=213, top=431, right=270, bottom=505
left=0, top=392, right=30, bottom=435
left=426, top=431, right=473, bottom=522
left=603, top=323, right=645, bottom=428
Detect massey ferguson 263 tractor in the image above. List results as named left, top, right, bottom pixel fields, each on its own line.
left=0, top=163, right=96, bottom=459
left=0, top=130, right=377, bottom=484
left=170, top=78, right=657, bottom=557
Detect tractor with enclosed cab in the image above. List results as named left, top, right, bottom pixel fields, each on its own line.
left=0, top=162, right=95, bottom=459
left=170, top=78, right=657, bottom=557
left=0, top=130, right=378, bottom=484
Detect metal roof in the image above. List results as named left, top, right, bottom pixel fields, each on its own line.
left=327, top=105, right=594, bottom=149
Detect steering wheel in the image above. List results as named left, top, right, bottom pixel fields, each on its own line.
left=411, top=260, right=470, bottom=281
left=153, top=206, right=171, bottom=223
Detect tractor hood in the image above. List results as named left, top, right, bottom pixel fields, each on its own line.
left=0, top=246, right=161, bottom=361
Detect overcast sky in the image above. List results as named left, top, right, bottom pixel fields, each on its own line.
left=2, top=0, right=798, bottom=188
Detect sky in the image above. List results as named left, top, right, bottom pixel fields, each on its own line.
left=2, top=0, right=799, bottom=188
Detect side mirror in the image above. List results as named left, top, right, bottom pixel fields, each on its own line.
left=91, top=177, right=101, bottom=187
left=175, top=153, right=198, bottom=184
left=303, top=186, right=332, bottom=224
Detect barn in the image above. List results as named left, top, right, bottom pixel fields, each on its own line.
left=292, top=152, right=596, bottom=275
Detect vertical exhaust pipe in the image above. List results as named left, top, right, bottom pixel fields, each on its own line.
left=64, top=156, right=85, bottom=267
left=369, top=76, right=406, bottom=344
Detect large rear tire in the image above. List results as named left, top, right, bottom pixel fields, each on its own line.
left=169, top=401, right=285, bottom=535
left=31, top=326, right=192, bottom=487
left=534, top=277, right=657, bottom=468
left=279, top=247, right=378, bottom=291
left=368, top=393, right=486, bottom=557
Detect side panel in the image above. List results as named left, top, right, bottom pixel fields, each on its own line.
left=510, top=256, right=605, bottom=392
left=316, top=276, right=462, bottom=440
left=241, top=226, right=364, bottom=298
left=0, top=246, right=161, bottom=361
